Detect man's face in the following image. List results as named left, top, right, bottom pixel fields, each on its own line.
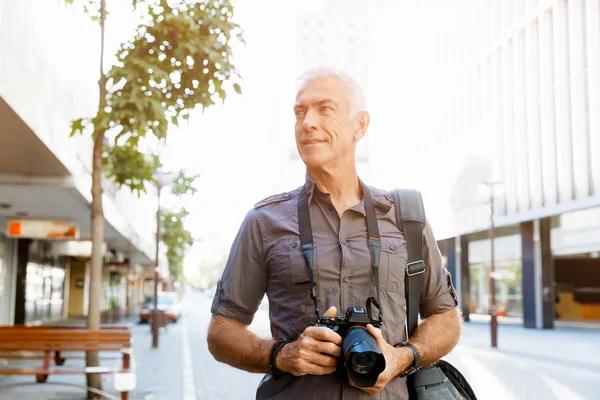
left=294, top=76, right=368, bottom=170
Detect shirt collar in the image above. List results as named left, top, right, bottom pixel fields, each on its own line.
left=303, top=175, right=392, bottom=214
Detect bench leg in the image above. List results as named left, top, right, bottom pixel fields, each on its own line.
left=120, top=350, right=132, bottom=400
left=54, top=351, right=66, bottom=366
left=37, top=350, right=51, bottom=382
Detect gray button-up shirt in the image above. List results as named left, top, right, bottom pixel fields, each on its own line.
left=211, top=176, right=458, bottom=400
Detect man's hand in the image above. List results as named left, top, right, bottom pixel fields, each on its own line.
left=349, top=324, right=413, bottom=395
left=277, top=307, right=343, bottom=377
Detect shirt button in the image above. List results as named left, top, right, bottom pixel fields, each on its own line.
left=390, top=244, right=396, bottom=250
left=340, top=239, right=346, bottom=245
left=344, top=277, right=349, bottom=283
left=283, top=193, right=291, bottom=199
left=291, top=242, right=297, bottom=248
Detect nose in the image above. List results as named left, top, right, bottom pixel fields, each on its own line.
left=301, top=108, right=318, bottom=132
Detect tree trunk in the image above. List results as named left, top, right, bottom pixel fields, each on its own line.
left=86, top=0, right=107, bottom=397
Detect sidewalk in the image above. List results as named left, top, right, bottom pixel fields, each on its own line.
left=444, top=321, right=600, bottom=400
left=459, top=320, right=600, bottom=371
left=0, top=317, right=185, bottom=400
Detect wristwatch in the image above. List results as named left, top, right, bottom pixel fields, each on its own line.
left=396, top=341, right=420, bottom=377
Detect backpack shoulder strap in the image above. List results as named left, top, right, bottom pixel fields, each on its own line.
left=391, top=189, right=426, bottom=337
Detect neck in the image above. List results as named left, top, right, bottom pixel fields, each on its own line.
left=307, top=166, right=361, bottom=201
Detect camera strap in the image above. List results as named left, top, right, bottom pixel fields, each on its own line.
left=297, top=179, right=383, bottom=323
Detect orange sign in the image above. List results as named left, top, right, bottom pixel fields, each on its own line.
left=7, top=220, right=79, bottom=240
left=8, top=221, right=22, bottom=236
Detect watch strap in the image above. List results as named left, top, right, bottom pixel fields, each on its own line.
left=395, top=341, right=420, bottom=377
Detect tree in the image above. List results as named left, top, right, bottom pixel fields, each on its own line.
left=160, top=170, right=198, bottom=281
left=61, top=1, right=243, bottom=396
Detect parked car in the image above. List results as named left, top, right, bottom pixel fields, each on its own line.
left=139, top=291, right=182, bottom=323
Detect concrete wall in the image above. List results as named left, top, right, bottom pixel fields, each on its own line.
left=444, top=0, right=600, bottom=238
left=67, top=259, right=87, bottom=317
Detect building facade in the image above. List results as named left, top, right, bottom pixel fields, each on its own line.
left=0, top=0, right=159, bottom=325
left=438, top=0, right=600, bottom=327
left=270, top=0, right=374, bottom=191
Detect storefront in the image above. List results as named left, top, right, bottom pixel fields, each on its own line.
left=465, top=234, right=524, bottom=317
left=554, top=256, right=600, bottom=321
left=14, top=239, right=68, bottom=325
left=469, top=260, right=523, bottom=317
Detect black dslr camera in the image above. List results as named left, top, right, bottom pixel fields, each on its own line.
left=319, top=306, right=386, bottom=387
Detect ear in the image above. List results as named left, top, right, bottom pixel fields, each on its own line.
left=354, top=111, right=370, bottom=141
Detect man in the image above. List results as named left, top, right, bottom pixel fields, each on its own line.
left=207, top=68, right=461, bottom=399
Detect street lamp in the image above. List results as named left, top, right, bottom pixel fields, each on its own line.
left=152, top=170, right=173, bottom=349
left=478, top=180, right=504, bottom=349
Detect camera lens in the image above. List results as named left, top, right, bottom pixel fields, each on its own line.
left=350, top=352, right=377, bottom=374
left=342, top=326, right=386, bottom=387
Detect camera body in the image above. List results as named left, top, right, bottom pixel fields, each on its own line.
left=318, top=307, right=386, bottom=388
left=318, top=306, right=381, bottom=335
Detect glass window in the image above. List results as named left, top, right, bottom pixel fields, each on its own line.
left=24, top=240, right=67, bottom=323
left=25, top=263, right=65, bottom=323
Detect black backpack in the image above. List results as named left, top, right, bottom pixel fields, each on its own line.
left=392, top=189, right=477, bottom=400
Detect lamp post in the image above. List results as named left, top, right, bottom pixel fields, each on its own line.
left=479, top=180, right=504, bottom=349
left=152, top=171, right=172, bottom=349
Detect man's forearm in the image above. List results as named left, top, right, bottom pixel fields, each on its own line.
left=207, top=315, right=275, bottom=374
left=409, top=307, right=462, bottom=366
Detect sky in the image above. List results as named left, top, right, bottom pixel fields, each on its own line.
left=39, top=0, right=480, bottom=277
left=153, top=1, right=474, bottom=274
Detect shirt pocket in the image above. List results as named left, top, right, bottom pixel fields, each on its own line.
left=288, top=239, right=311, bottom=284
left=378, top=236, right=407, bottom=293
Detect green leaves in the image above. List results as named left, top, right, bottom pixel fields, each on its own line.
left=106, top=0, right=243, bottom=133
left=65, top=0, right=243, bottom=197
left=103, top=143, right=161, bottom=195
left=161, top=207, right=194, bottom=281
left=170, top=170, right=199, bottom=196
left=69, top=118, right=87, bottom=137
left=62, top=0, right=244, bottom=282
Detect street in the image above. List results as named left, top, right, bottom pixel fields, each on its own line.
left=183, top=289, right=600, bottom=400
left=1, top=289, right=599, bottom=400
left=186, top=290, right=270, bottom=400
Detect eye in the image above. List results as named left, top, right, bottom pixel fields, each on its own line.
left=294, top=110, right=306, bottom=119
left=320, top=106, right=333, bottom=113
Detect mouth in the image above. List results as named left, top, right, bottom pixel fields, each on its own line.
left=303, top=140, right=327, bottom=145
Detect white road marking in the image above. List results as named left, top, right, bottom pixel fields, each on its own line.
left=459, top=354, right=519, bottom=400
left=182, top=316, right=197, bottom=400
left=515, top=361, right=587, bottom=400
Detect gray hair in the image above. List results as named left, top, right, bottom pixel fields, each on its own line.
left=297, top=67, right=367, bottom=117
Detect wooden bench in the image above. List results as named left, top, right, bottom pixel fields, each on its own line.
left=0, top=325, right=130, bottom=366
left=0, top=327, right=134, bottom=399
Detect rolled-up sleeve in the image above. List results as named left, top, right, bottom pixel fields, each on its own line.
left=419, top=221, right=459, bottom=319
left=211, top=208, right=267, bottom=325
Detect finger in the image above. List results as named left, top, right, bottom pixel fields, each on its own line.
left=314, top=340, right=342, bottom=358
left=300, top=360, right=336, bottom=376
left=323, top=306, right=338, bottom=318
left=305, top=351, right=338, bottom=367
left=366, top=324, right=385, bottom=346
left=305, top=326, right=343, bottom=345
